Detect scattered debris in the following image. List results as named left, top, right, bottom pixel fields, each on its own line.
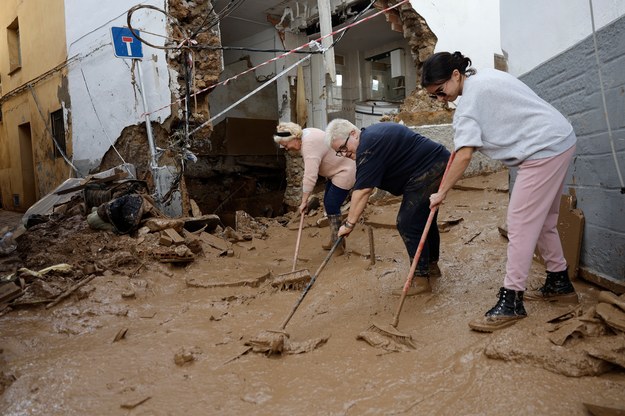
left=120, top=396, right=151, bottom=410
left=186, top=271, right=271, bottom=289
left=438, top=216, right=464, bottom=232
left=356, top=329, right=414, bottom=352
left=113, top=328, right=128, bottom=343
left=45, top=274, right=96, bottom=309
left=583, top=402, right=625, bottom=416
left=174, top=346, right=202, bottom=366
left=245, top=330, right=328, bottom=355
left=486, top=290, right=625, bottom=376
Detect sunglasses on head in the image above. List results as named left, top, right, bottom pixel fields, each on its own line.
left=274, top=131, right=292, bottom=137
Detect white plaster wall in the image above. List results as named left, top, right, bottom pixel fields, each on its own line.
left=65, top=0, right=172, bottom=175
left=501, top=0, right=625, bottom=76
left=411, top=0, right=502, bottom=71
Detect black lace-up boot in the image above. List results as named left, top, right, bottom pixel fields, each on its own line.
left=525, top=269, right=578, bottom=304
left=469, top=287, right=527, bottom=332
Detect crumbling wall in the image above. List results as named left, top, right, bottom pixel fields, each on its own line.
left=282, top=152, right=305, bottom=210
left=98, top=123, right=175, bottom=183
left=167, top=0, right=223, bottom=145
left=376, top=0, right=452, bottom=125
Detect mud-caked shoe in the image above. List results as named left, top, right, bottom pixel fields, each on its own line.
left=525, top=270, right=578, bottom=304
left=392, top=275, right=431, bottom=297
left=469, top=287, right=527, bottom=332
left=429, top=262, right=442, bottom=278
left=322, top=214, right=345, bottom=255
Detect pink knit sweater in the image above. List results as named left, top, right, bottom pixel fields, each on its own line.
left=301, top=128, right=356, bottom=192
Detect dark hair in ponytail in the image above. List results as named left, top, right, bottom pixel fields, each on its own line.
left=421, top=51, right=476, bottom=87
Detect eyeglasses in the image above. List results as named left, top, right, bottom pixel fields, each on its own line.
left=428, top=79, right=450, bottom=99
left=335, top=133, right=351, bottom=157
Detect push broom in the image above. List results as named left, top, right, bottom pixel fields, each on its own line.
left=365, top=151, right=456, bottom=348
left=248, top=236, right=345, bottom=355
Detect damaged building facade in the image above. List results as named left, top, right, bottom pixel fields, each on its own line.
left=1, top=0, right=622, bottom=289
left=0, top=0, right=500, bottom=218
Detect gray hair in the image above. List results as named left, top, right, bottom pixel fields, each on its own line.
left=324, top=119, right=357, bottom=148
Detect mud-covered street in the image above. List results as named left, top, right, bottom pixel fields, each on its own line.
left=1, top=170, right=624, bottom=415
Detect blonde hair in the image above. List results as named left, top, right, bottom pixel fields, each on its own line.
left=273, top=121, right=303, bottom=144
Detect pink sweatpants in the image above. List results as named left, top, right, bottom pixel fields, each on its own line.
left=504, top=144, right=576, bottom=291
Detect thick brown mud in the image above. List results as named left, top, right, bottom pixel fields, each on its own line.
left=1, top=170, right=624, bottom=415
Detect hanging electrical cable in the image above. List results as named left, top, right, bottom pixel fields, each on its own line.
left=27, top=86, right=81, bottom=177
left=588, top=0, right=625, bottom=193
left=132, top=0, right=409, bottom=131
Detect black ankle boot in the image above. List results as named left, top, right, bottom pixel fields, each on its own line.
left=525, top=269, right=578, bottom=304
left=469, top=287, right=527, bottom=332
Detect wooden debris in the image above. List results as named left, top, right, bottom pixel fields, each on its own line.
left=120, top=396, right=151, bottom=410
left=368, top=226, right=376, bottom=266
left=45, top=275, right=96, bottom=309
left=144, top=218, right=185, bottom=233
left=186, top=271, right=271, bottom=289
left=159, top=228, right=184, bottom=246
left=189, top=199, right=202, bottom=217
left=583, top=402, right=625, bottom=416
left=199, top=233, right=231, bottom=254
left=464, top=231, right=481, bottom=245
left=112, top=328, right=128, bottom=343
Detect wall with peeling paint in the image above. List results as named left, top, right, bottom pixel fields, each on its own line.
left=0, top=0, right=69, bottom=211
left=65, top=0, right=172, bottom=176
left=502, top=2, right=625, bottom=289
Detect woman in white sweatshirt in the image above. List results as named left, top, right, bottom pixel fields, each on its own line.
left=421, top=51, right=578, bottom=332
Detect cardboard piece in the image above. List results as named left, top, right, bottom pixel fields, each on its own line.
left=533, top=193, right=585, bottom=279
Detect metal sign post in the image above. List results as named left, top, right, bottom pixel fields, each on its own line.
left=110, top=26, right=182, bottom=217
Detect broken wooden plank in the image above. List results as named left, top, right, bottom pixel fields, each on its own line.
left=45, top=275, right=96, bottom=309
left=186, top=271, right=271, bottom=289
left=200, top=233, right=230, bottom=253
left=368, top=226, right=376, bottom=266
left=189, top=199, right=202, bottom=217
left=120, top=396, right=151, bottom=410
left=162, top=228, right=185, bottom=245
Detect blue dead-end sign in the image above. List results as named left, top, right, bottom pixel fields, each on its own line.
left=111, top=26, right=143, bottom=59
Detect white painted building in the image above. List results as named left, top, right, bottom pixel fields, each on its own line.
left=65, top=0, right=172, bottom=176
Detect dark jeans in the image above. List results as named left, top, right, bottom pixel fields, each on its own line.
left=396, top=160, right=448, bottom=273
left=324, top=181, right=350, bottom=216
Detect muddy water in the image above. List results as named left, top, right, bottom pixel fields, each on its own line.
left=1, top=171, right=625, bottom=415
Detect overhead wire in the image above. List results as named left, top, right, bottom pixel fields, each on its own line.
left=137, top=0, right=409, bottom=122
left=588, top=0, right=624, bottom=192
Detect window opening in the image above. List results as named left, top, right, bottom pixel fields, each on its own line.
left=7, top=18, right=22, bottom=73
left=50, top=109, right=66, bottom=158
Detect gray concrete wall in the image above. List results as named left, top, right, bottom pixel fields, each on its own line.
left=517, top=16, right=625, bottom=285
left=411, top=124, right=504, bottom=177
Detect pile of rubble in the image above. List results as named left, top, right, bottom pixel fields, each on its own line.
left=0, top=164, right=288, bottom=315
